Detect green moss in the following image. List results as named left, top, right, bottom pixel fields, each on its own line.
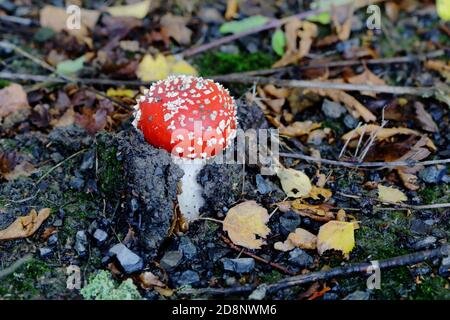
left=0, top=79, right=10, bottom=89
left=80, top=270, right=142, bottom=300
left=418, top=184, right=450, bottom=205
left=0, top=259, right=52, bottom=299
left=355, top=211, right=410, bottom=261
left=96, top=143, right=123, bottom=197
left=195, top=51, right=276, bottom=76
left=259, top=270, right=283, bottom=283
left=412, top=276, right=450, bottom=300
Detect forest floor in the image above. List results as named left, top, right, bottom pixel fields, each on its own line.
left=0, top=0, right=449, bottom=300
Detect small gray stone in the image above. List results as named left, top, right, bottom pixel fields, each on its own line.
left=109, top=243, right=143, bottom=274
left=47, top=234, right=58, bottom=246
left=419, top=166, right=446, bottom=183
left=39, top=247, right=52, bottom=258
left=288, top=248, right=314, bottom=268
left=53, top=219, right=63, bottom=227
left=410, top=219, right=431, bottom=235
left=256, top=174, right=271, bottom=195
left=93, top=229, right=108, bottom=244
left=225, top=276, right=237, bottom=286
left=279, top=211, right=301, bottom=236
left=76, top=230, right=88, bottom=245
left=439, top=256, right=450, bottom=277
left=222, top=258, right=255, bottom=273
left=322, top=99, right=346, bottom=119
left=343, top=290, right=370, bottom=300
left=344, top=114, right=358, bottom=129
left=178, top=237, right=197, bottom=260
left=413, top=236, right=437, bottom=250
left=249, top=284, right=268, bottom=300
left=160, top=250, right=183, bottom=270
left=176, top=270, right=200, bottom=286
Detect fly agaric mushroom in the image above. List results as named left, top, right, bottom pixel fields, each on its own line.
left=133, top=75, right=238, bottom=221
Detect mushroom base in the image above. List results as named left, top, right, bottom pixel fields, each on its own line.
left=176, top=159, right=205, bottom=221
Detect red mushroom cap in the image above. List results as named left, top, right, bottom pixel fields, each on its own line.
left=134, top=75, right=237, bottom=160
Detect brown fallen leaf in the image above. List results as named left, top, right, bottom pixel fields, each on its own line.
left=279, top=121, right=321, bottom=138
left=139, top=271, right=165, bottom=289
left=347, top=68, right=386, bottom=98
left=277, top=200, right=335, bottom=222
left=160, top=13, right=192, bottom=45
left=310, top=86, right=376, bottom=122
left=274, top=19, right=318, bottom=67
left=40, top=5, right=100, bottom=40
left=0, top=208, right=51, bottom=241
left=0, top=152, right=36, bottom=181
left=223, top=201, right=271, bottom=249
left=414, top=102, right=438, bottom=133
left=0, top=83, right=31, bottom=123
left=332, top=3, right=354, bottom=41
left=342, top=125, right=436, bottom=151
left=424, top=60, right=450, bottom=82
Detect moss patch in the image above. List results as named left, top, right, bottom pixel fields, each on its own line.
left=195, top=51, right=276, bottom=76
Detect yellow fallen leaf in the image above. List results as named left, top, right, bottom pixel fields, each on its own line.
left=437, top=0, right=450, bottom=21
left=317, top=220, right=355, bottom=257
left=136, top=54, right=197, bottom=82
left=307, top=186, right=332, bottom=201
left=378, top=185, right=407, bottom=203
left=288, top=228, right=317, bottom=250
left=277, top=167, right=312, bottom=198
left=106, top=88, right=135, bottom=98
left=223, top=201, right=271, bottom=249
left=0, top=208, right=51, bottom=241
left=279, top=121, right=321, bottom=137
left=105, top=0, right=151, bottom=19
left=225, top=0, right=239, bottom=20
left=170, top=59, right=198, bottom=76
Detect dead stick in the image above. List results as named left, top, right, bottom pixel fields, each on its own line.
left=266, top=244, right=450, bottom=293
left=220, top=235, right=296, bottom=276
left=180, top=244, right=450, bottom=296
left=279, top=152, right=450, bottom=168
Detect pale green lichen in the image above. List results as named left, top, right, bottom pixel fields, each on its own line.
left=80, top=270, right=142, bottom=300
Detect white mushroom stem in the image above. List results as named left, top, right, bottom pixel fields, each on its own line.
left=175, top=158, right=206, bottom=221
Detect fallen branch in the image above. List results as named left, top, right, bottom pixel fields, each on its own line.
left=180, top=244, right=450, bottom=297
left=279, top=152, right=450, bottom=168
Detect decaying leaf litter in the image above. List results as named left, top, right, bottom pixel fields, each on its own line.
left=0, top=0, right=449, bottom=300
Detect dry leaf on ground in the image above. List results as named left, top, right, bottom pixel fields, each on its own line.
left=317, top=221, right=355, bottom=257
left=0, top=208, right=51, bottom=241
left=105, top=0, right=151, bottom=19
left=160, top=13, right=192, bottom=45
left=277, top=167, right=312, bottom=198
left=136, top=54, right=197, bottom=82
left=0, top=83, right=31, bottom=122
left=310, top=86, right=376, bottom=122
left=278, top=121, right=321, bottom=138
left=139, top=271, right=165, bottom=289
left=40, top=5, right=100, bottom=39
left=277, top=200, right=335, bottom=222
left=347, top=68, right=386, bottom=97
left=223, top=201, right=271, bottom=249
left=342, top=125, right=436, bottom=151
left=378, top=185, right=407, bottom=203
left=274, top=227, right=317, bottom=251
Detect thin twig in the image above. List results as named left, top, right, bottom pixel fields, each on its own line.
left=279, top=152, right=450, bottom=168
left=299, top=50, right=446, bottom=70
left=180, top=244, right=450, bottom=296
left=0, top=254, right=34, bottom=279
left=35, top=149, right=87, bottom=186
